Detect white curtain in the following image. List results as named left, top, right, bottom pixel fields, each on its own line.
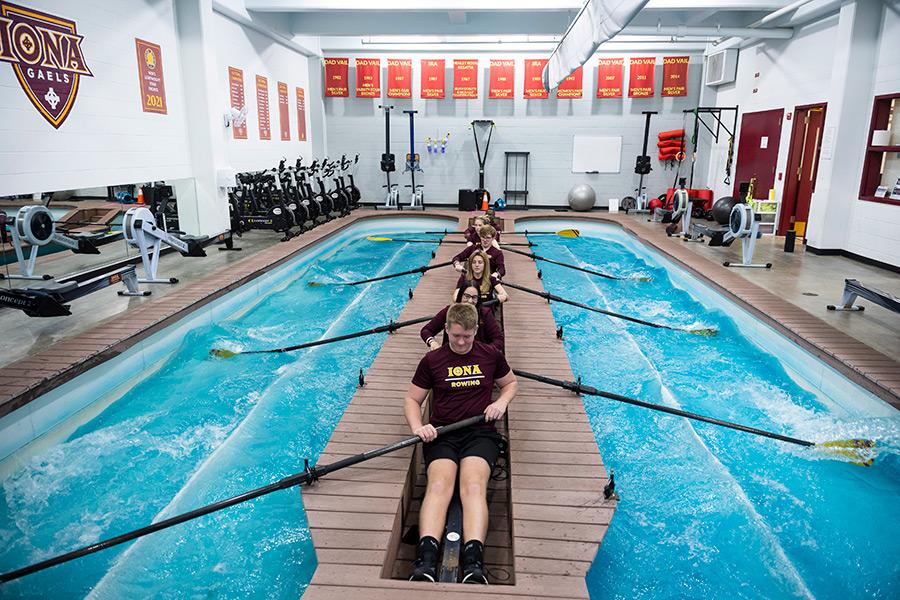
left=543, top=0, right=649, bottom=91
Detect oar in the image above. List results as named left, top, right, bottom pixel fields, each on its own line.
left=308, top=260, right=452, bottom=287
left=514, top=369, right=876, bottom=466
left=423, top=228, right=580, bottom=238
left=522, top=228, right=580, bottom=238
left=503, top=246, right=649, bottom=282
left=0, top=415, right=486, bottom=584
left=210, top=315, right=435, bottom=358
left=367, top=236, right=533, bottom=247
left=502, top=281, right=717, bottom=336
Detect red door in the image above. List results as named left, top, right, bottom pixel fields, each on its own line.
left=732, top=108, right=784, bottom=201
left=778, top=104, right=826, bottom=236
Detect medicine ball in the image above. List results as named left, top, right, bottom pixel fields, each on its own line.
left=712, top=196, right=737, bottom=226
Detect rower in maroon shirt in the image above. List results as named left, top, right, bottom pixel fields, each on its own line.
left=421, top=282, right=504, bottom=353
left=454, top=250, right=508, bottom=304
left=463, top=215, right=501, bottom=246
left=405, top=303, right=517, bottom=585
left=452, top=224, right=505, bottom=280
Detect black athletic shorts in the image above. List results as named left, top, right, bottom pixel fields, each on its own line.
left=423, top=427, right=503, bottom=468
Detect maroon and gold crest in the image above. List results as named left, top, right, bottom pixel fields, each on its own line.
left=0, top=2, right=93, bottom=128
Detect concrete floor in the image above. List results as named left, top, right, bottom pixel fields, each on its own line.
left=619, top=212, right=900, bottom=361
left=0, top=230, right=281, bottom=369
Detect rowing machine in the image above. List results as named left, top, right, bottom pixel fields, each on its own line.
left=722, top=203, right=772, bottom=269
left=120, top=206, right=206, bottom=294
left=0, top=265, right=140, bottom=317
left=0, top=205, right=100, bottom=281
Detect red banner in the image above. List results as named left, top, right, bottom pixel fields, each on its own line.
left=488, top=59, right=514, bottom=99
left=523, top=58, right=548, bottom=99
left=662, top=56, right=689, bottom=97
left=556, top=66, right=583, bottom=98
left=228, top=66, right=246, bottom=139
left=278, top=81, right=290, bottom=141
left=596, top=57, right=623, bottom=98
left=421, top=59, right=445, bottom=99
left=296, top=87, right=307, bottom=142
left=135, top=39, right=167, bottom=114
left=387, top=58, right=412, bottom=98
left=256, top=75, right=270, bottom=140
left=356, top=58, right=381, bottom=97
left=629, top=57, right=656, bottom=98
left=324, top=57, right=348, bottom=97
left=453, top=59, right=478, bottom=99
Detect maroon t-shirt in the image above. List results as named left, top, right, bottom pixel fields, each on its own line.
left=412, top=341, right=511, bottom=428
left=420, top=305, right=504, bottom=352
left=453, top=245, right=505, bottom=279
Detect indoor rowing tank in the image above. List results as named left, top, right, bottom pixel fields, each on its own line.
left=519, top=219, right=899, bottom=600
left=0, top=218, right=450, bottom=598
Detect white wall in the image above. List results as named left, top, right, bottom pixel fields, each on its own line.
left=323, top=52, right=707, bottom=208
left=0, top=0, right=192, bottom=196
left=705, top=1, right=900, bottom=267
left=702, top=14, right=838, bottom=202
left=844, top=1, right=900, bottom=266
left=213, top=11, right=316, bottom=172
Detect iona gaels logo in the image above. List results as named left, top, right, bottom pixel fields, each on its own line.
left=0, top=2, right=93, bottom=128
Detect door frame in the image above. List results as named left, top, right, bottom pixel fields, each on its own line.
left=778, top=102, right=827, bottom=236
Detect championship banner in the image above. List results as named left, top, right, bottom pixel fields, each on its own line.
left=421, top=59, right=445, bottom=99
left=556, top=65, right=583, bottom=98
left=488, top=59, right=514, bottom=99
left=296, top=87, right=307, bottom=142
left=523, top=58, right=548, bottom=99
left=355, top=58, right=381, bottom=98
left=324, top=57, right=348, bottom=97
left=596, top=57, right=623, bottom=98
left=278, top=81, right=290, bottom=141
left=256, top=74, right=270, bottom=140
left=228, top=66, right=246, bottom=139
left=387, top=58, right=412, bottom=98
left=628, top=56, right=656, bottom=98
left=453, top=59, right=478, bottom=99
left=662, top=56, right=689, bottom=97
left=135, top=39, right=167, bottom=114
left=0, top=1, right=94, bottom=129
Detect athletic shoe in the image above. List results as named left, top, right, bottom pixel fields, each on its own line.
left=409, top=536, right=438, bottom=582
left=461, top=539, right=488, bottom=585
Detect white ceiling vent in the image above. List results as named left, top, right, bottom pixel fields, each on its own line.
left=705, top=48, right=738, bottom=86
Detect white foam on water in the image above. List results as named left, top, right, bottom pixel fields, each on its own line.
left=558, top=247, right=817, bottom=600
left=86, top=243, right=412, bottom=598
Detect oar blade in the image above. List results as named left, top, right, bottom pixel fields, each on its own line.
left=557, top=229, right=580, bottom=238
left=631, top=275, right=653, bottom=282
left=819, top=439, right=877, bottom=467
left=209, top=348, right=239, bottom=359
left=687, top=327, right=718, bottom=337
left=367, top=236, right=393, bottom=241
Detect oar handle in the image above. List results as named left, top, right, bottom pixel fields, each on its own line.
left=0, top=414, right=486, bottom=584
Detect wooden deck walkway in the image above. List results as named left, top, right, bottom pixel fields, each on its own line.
left=302, top=226, right=615, bottom=599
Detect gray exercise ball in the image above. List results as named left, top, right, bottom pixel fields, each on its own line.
left=712, top=196, right=737, bottom=225
left=568, top=184, right=597, bottom=211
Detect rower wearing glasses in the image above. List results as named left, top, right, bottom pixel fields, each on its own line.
left=421, top=281, right=504, bottom=354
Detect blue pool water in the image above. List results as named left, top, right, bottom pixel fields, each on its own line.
left=0, top=221, right=449, bottom=598
left=521, top=221, right=900, bottom=599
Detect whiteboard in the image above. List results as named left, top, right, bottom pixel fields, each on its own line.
left=572, top=135, right=622, bottom=173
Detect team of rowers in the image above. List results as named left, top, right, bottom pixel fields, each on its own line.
left=404, top=212, right=518, bottom=584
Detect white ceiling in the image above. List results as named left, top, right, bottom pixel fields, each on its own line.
left=234, top=1, right=827, bottom=52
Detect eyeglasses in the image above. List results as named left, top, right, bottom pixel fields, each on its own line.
left=461, top=293, right=479, bottom=302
